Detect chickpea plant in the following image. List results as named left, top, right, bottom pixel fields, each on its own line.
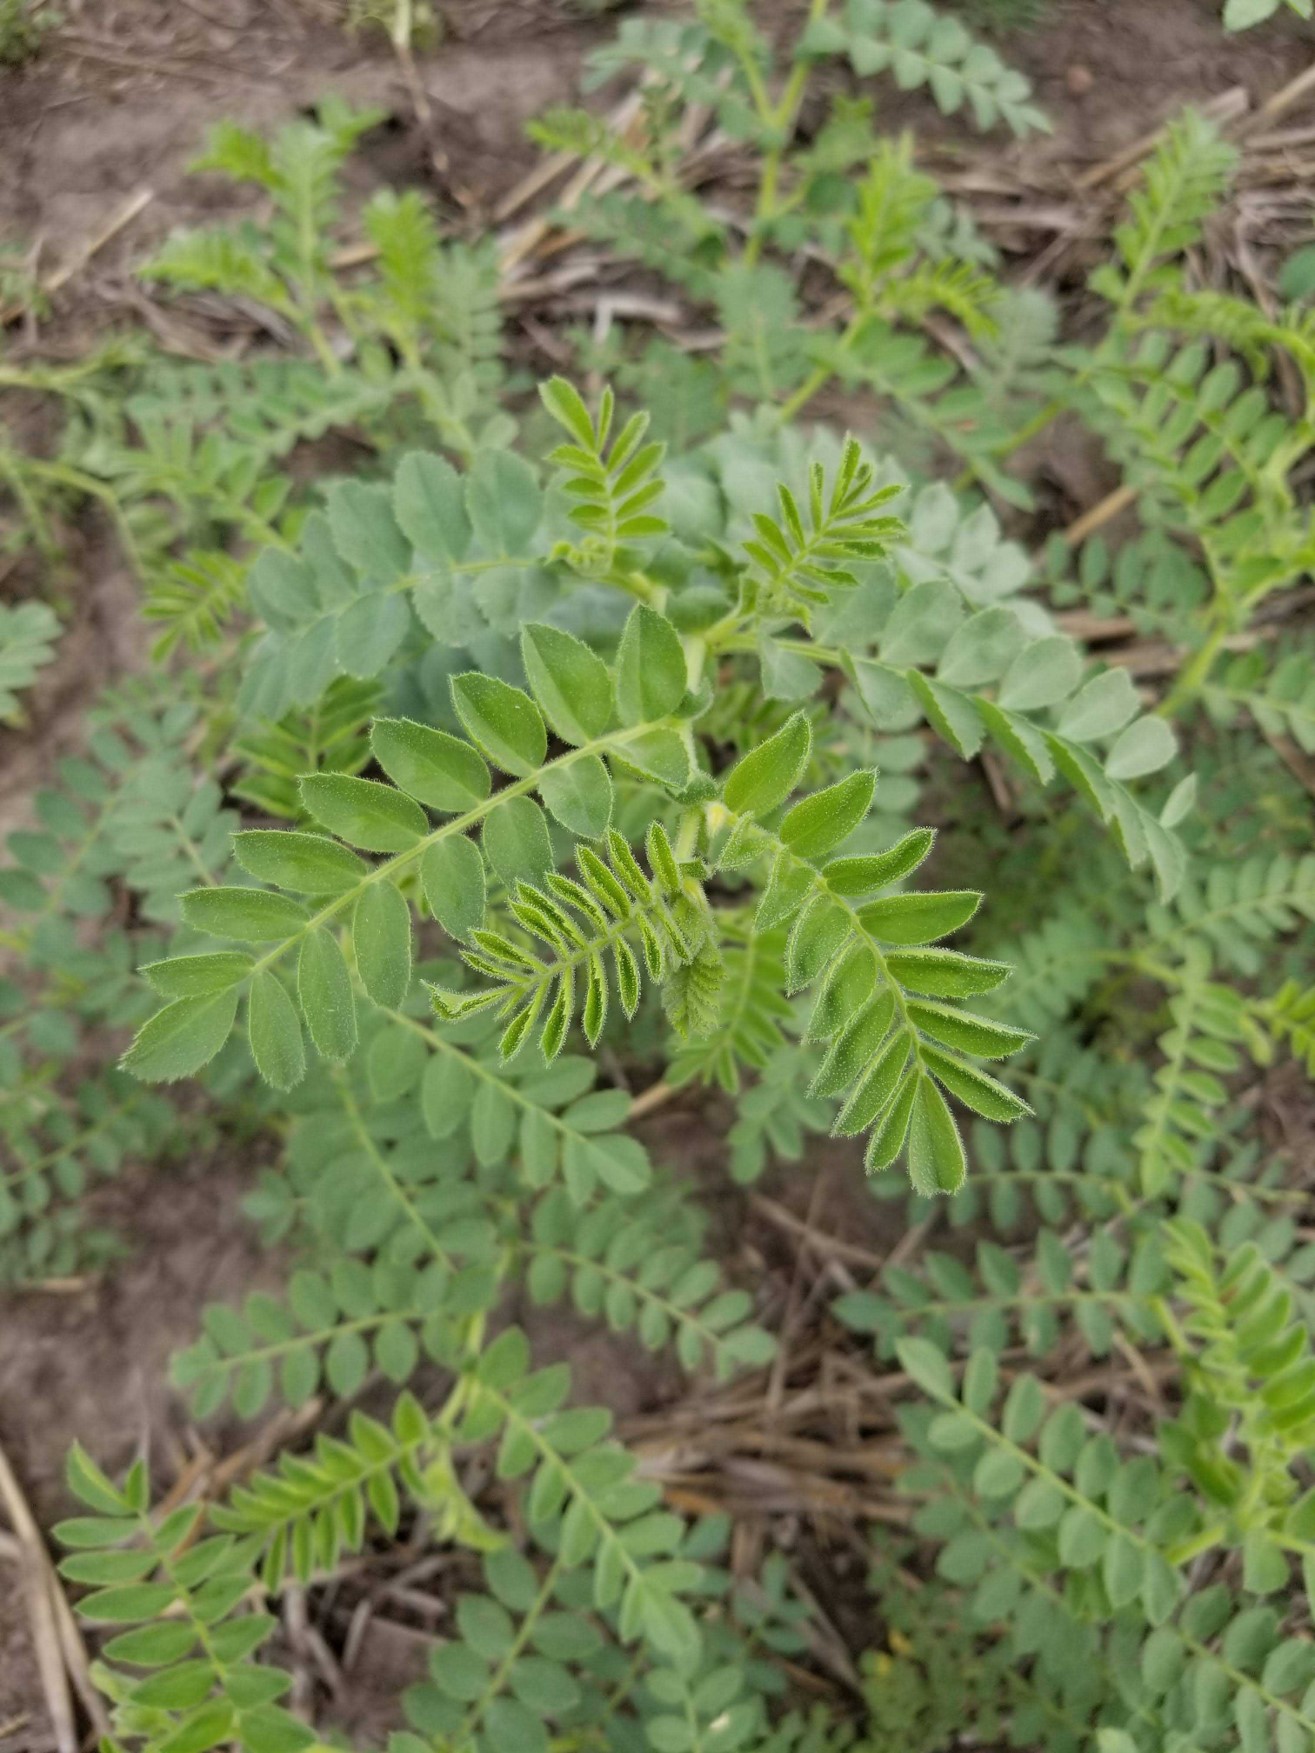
left=0, top=1, right=1310, bottom=1747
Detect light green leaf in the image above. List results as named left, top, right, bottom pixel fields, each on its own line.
left=539, top=375, right=596, bottom=447
left=327, top=479, right=411, bottom=580
left=883, top=948, right=1010, bottom=997
left=922, top=1049, right=1032, bottom=1123
left=907, top=1000, right=1031, bottom=1059
left=723, top=711, right=812, bottom=817
left=353, top=882, right=413, bottom=1008
left=1104, top=715, right=1177, bottom=780
left=880, top=580, right=963, bottom=667
left=484, top=796, right=554, bottom=888
left=325, top=1329, right=369, bottom=1397
left=539, top=757, right=613, bottom=839
left=393, top=451, right=470, bottom=561
left=613, top=728, right=691, bottom=789
left=1223, top=0, right=1279, bottom=25
left=937, top=607, right=1026, bottom=688
left=780, top=771, right=875, bottom=860
left=896, top=1334, right=954, bottom=1399
left=908, top=674, right=984, bottom=759
left=978, top=699, right=1054, bottom=783
left=907, top=1074, right=966, bottom=1196
left=1161, top=773, right=1197, bottom=828
left=366, top=1025, right=425, bottom=1102
left=121, top=990, right=239, bottom=1083
left=298, top=928, right=358, bottom=1062
left=335, top=592, right=412, bottom=680
left=521, top=623, right=614, bottom=745
left=825, top=831, right=935, bottom=897
left=180, top=886, right=308, bottom=944
left=1056, top=668, right=1140, bottom=742
left=247, top=972, right=306, bottom=1090
left=140, top=952, right=254, bottom=998
left=1058, top=1505, right=1106, bottom=1567
left=371, top=718, right=491, bottom=813
left=614, top=605, right=686, bottom=725
left=232, top=830, right=368, bottom=895
left=997, top=635, right=1083, bottom=711
left=858, top=890, right=981, bottom=945
left=300, top=774, right=428, bottom=852
left=786, top=895, right=850, bottom=990
left=422, top=836, right=486, bottom=939
left=452, top=674, right=548, bottom=776
left=467, top=450, right=542, bottom=555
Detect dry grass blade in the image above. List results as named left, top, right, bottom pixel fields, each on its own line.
left=0, top=188, right=155, bottom=328
left=0, top=1438, right=106, bottom=1751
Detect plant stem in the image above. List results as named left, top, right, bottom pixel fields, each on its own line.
left=742, top=0, right=831, bottom=268
left=1163, top=616, right=1231, bottom=716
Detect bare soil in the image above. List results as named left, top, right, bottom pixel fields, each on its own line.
left=1, top=0, right=1312, bottom=1743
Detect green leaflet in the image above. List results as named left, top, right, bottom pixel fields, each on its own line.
left=422, top=836, right=486, bottom=940
left=247, top=972, right=306, bottom=1091
left=998, top=634, right=1084, bottom=711
left=180, top=886, right=308, bottom=943
left=712, top=731, right=1028, bottom=1188
left=1106, top=716, right=1178, bottom=781
left=538, top=757, right=613, bottom=840
left=1056, top=669, right=1142, bottom=743
left=857, top=891, right=983, bottom=947
left=452, top=675, right=548, bottom=777
left=141, top=952, right=254, bottom=998
left=780, top=771, right=877, bottom=861
left=615, top=605, right=687, bottom=725
left=937, top=607, right=1026, bottom=689
left=300, top=774, right=428, bottom=852
left=120, top=990, right=239, bottom=1082
left=298, top=928, right=357, bottom=1062
left=722, top=711, right=812, bottom=817
left=906, top=1073, right=966, bottom=1197
left=232, top=830, right=367, bottom=895
left=371, top=718, right=491, bottom=812
left=353, top=883, right=413, bottom=1009
left=826, top=830, right=936, bottom=897
left=483, top=797, right=554, bottom=889
left=520, top=623, right=614, bottom=745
